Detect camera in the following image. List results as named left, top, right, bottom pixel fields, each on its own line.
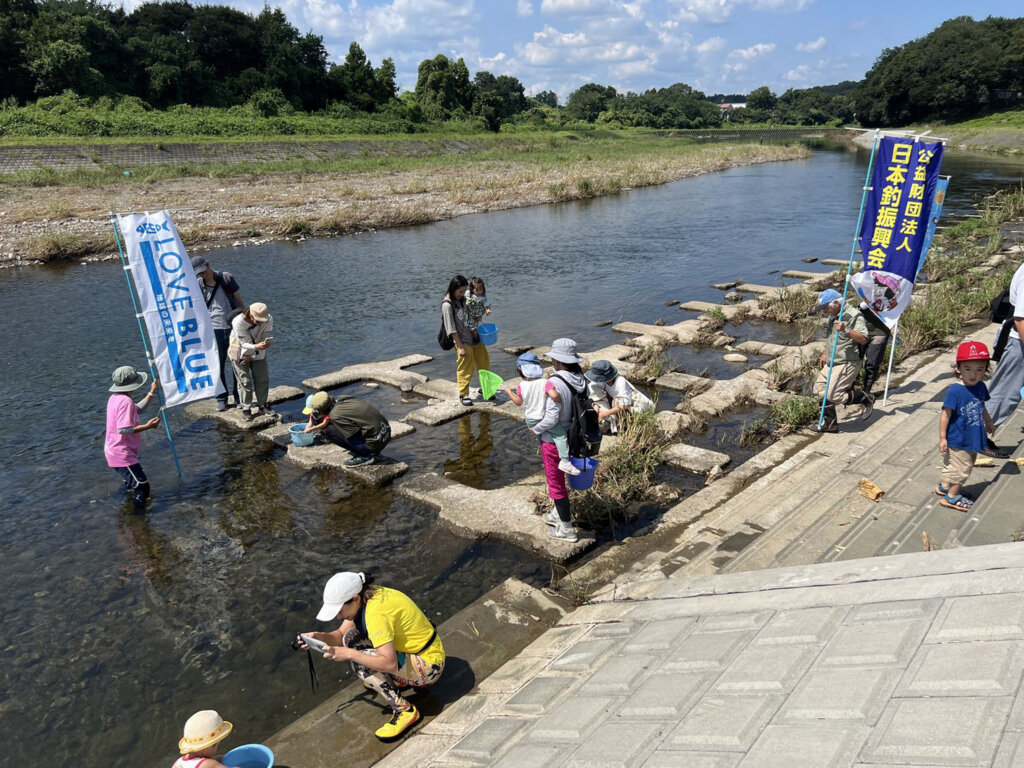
left=290, top=634, right=305, bottom=652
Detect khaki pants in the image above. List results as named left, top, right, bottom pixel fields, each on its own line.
left=232, top=357, right=269, bottom=410
left=813, top=361, right=862, bottom=404
left=455, top=343, right=490, bottom=397
left=941, top=448, right=976, bottom=488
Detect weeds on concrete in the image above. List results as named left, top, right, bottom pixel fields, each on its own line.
left=739, top=395, right=819, bottom=445
left=629, top=342, right=670, bottom=384
left=546, top=563, right=593, bottom=606
left=758, top=285, right=815, bottom=322
left=704, top=306, right=727, bottom=329
left=572, top=411, right=668, bottom=529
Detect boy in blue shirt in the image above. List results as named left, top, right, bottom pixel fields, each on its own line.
left=937, top=341, right=996, bottom=511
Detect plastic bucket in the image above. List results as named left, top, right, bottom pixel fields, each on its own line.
left=289, top=424, right=314, bottom=447
left=477, top=322, right=498, bottom=346
left=567, top=457, right=598, bottom=490
left=222, top=744, right=274, bottom=768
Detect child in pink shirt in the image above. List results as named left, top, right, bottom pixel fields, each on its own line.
left=503, top=353, right=580, bottom=476
left=104, top=365, right=160, bottom=513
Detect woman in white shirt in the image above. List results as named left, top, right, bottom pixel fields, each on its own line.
left=585, top=359, right=654, bottom=435
left=228, top=302, right=273, bottom=420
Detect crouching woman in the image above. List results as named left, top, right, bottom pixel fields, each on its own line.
left=302, top=572, right=444, bottom=741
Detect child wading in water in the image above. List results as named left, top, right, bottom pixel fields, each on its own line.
left=937, top=341, right=996, bottom=512
left=173, top=710, right=234, bottom=768
left=465, top=276, right=492, bottom=337
left=504, top=352, right=581, bottom=476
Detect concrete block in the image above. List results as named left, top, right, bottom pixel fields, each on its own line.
left=896, top=640, right=1024, bottom=697
left=504, top=675, right=577, bottom=714
left=581, top=652, right=657, bottom=696
left=713, top=645, right=818, bottom=694
left=818, top=619, right=929, bottom=667
left=679, top=300, right=723, bottom=312
left=531, top=695, right=616, bottom=742
left=862, top=697, right=1010, bottom=766
left=994, top=731, right=1024, bottom=768
left=779, top=667, right=901, bottom=724
left=549, top=638, right=623, bottom=672
left=564, top=722, right=661, bottom=768
left=420, top=694, right=500, bottom=737
left=477, top=655, right=552, bottom=694
left=491, top=743, right=574, bottom=768
left=654, top=371, right=715, bottom=395
left=661, top=630, right=756, bottom=673
left=754, top=606, right=848, bottom=646
left=302, top=353, right=432, bottom=390
left=925, top=594, right=1024, bottom=643
left=258, top=419, right=415, bottom=448
left=620, top=618, right=696, bottom=653
left=642, top=752, right=741, bottom=768
left=406, top=400, right=470, bottom=426
left=845, top=599, right=942, bottom=624
left=693, top=610, right=774, bottom=634
left=586, top=623, right=635, bottom=638
left=370, top=735, right=457, bottom=768
left=186, top=400, right=282, bottom=430
left=447, top=717, right=530, bottom=764
left=518, top=625, right=591, bottom=658
left=740, top=724, right=870, bottom=768
left=665, top=693, right=785, bottom=751
left=616, top=672, right=712, bottom=719
left=662, top=443, right=732, bottom=474
left=284, top=443, right=408, bottom=485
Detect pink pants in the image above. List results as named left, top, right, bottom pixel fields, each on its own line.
left=541, top=441, right=568, bottom=500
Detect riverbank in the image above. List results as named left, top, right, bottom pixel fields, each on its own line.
left=851, top=112, right=1024, bottom=154
left=0, top=135, right=809, bottom=267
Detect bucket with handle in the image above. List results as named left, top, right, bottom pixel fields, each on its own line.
left=290, top=424, right=314, bottom=446
left=222, top=744, right=274, bottom=768
left=478, top=369, right=504, bottom=401
left=477, top=322, right=498, bottom=346
left=567, top=457, right=598, bottom=490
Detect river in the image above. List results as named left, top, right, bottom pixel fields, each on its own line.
left=0, top=143, right=1022, bottom=767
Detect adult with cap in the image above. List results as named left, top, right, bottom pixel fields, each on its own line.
left=104, top=365, right=161, bottom=514
left=441, top=274, right=490, bottom=406
left=300, top=571, right=444, bottom=741
left=812, top=288, right=873, bottom=433
left=191, top=255, right=244, bottom=412
left=173, top=709, right=235, bottom=768
left=585, top=359, right=654, bottom=436
left=859, top=301, right=892, bottom=396
left=228, top=302, right=273, bottom=421
left=302, top=391, right=392, bottom=466
left=531, top=338, right=590, bottom=542
left=982, top=258, right=1024, bottom=457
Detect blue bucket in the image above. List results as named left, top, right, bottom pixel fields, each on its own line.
left=477, top=322, right=498, bottom=346
left=567, top=457, right=598, bottom=490
left=289, top=423, right=314, bottom=447
left=222, top=744, right=274, bottom=768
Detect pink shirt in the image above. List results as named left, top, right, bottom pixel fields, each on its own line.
left=105, top=393, right=142, bottom=467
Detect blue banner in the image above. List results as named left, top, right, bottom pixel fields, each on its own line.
left=916, top=176, right=949, bottom=279
left=851, top=136, right=944, bottom=326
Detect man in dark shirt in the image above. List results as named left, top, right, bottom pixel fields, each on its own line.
left=193, top=256, right=244, bottom=411
left=307, top=391, right=392, bottom=466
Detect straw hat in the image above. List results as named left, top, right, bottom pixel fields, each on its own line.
left=179, top=710, right=233, bottom=754
left=248, top=302, right=270, bottom=322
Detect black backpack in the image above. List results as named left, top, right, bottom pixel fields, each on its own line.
left=555, top=372, right=602, bottom=459
left=437, top=299, right=455, bottom=351
left=991, top=288, right=1012, bottom=324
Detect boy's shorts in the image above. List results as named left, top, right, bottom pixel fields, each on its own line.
left=941, top=448, right=976, bottom=487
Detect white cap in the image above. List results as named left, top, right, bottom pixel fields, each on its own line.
left=316, top=571, right=365, bottom=621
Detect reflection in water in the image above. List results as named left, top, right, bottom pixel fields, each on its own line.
left=443, top=413, right=495, bottom=489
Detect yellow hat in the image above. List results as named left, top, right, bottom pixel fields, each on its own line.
left=179, top=710, right=233, bottom=754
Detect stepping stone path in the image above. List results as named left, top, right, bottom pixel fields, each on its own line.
left=186, top=385, right=304, bottom=430
left=303, top=353, right=431, bottom=390
left=662, top=443, right=732, bottom=474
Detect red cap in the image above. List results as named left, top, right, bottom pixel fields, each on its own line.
left=956, top=341, right=990, bottom=362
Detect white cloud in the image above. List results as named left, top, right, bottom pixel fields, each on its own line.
left=517, top=0, right=534, bottom=16
left=795, top=36, right=825, bottom=52
left=592, top=42, right=644, bottom=61
left=784, top=64, right=809, bottom=81
left=541, top=0, right=623, bottom=15
left=728, top=42, right=775, bottom=61
left=696, top=35, right=726, bottom=54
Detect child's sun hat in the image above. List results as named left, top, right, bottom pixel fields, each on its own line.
left=179, top=710, right=233, bottom=754
left=585, top=360, right=618, bottom=383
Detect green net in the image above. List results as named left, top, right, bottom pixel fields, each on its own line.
left=478, top=369, right=504, bottom=401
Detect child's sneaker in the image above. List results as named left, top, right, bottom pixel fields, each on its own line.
left=548, top=522, right=579, bottom=542
left=541, top=509, right=560, bottom=526
left=558, top=458, right=581, bottom=476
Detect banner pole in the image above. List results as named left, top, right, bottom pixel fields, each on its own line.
left=818, top=128, right=881, bottom=429
left=109, top=214, right=184, bottom=478
left=882, top=319, right=899, bottom=406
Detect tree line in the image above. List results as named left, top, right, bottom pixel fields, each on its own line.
left=0, top=3, right=1020, bottom=133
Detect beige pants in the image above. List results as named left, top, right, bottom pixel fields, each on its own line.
left=941, top=448, right=976, bottom=488
left=812, top=361, right=861, bottom=404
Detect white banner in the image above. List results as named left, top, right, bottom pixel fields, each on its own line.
left=117, top=211, right=223, bottom=408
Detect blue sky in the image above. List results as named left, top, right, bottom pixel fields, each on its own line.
left=200, top=0, right=1022, bottom=101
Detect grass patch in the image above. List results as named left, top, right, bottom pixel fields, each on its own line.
left=26, top=233, right=110, bottom=262
left=628, top=342, right=670, bottom=384
left=758, top=285, right=816, bottom=322
left=571, top=411, right=669, bottom=529
left=739, top=395, right=819, bottom=445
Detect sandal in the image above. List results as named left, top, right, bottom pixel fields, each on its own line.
left=940, top=493, right=974, bottom=512
left=934, top=485, right=974, bottom=501
left=460, top=396, right=474, bottom=406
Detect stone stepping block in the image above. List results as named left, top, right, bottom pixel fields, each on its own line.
left=405, top=395, right=524, bottom=427
left=395, top=473, right=595, bottom=562
left=284, top=442, right=408, bottom=486
left=782, top=269, right=835, bottom=280
left=256, top=419, right=416, bottom=449
left=612, top=321, right=681, bottom=346
left=662, top=443, right=732, bottom=474
left=655, top=372, right=714, bottom=395
left=679, top=300, right=724, bottom=313
left=656, top=411, right=704, bottom=439
left=711, top=280, right=743, bottom=290
left=302, top=353, right=432, bottom=390
left=532, top=343, right=638, bottom=374
left=186, top=385, right=304, bottom=431
left=735, top=283, right=783, bottom=296
left=737, top=340, right=792, bottom=358
left=679, top=370, right=770, bottom=418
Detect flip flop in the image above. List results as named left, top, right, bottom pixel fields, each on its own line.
left=940, top=493, right=973, bottom=512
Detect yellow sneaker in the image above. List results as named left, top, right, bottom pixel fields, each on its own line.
left=375, top=706, right=420, bottom=740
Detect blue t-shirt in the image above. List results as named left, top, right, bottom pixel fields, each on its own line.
left=942, top=382, right=989, bottom=452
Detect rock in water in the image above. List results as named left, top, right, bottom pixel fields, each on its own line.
left=802, top=257, right=818, bottom=263
left=723, top=353, right=748, bottom=363
left=724, top=292, right=742, bottom=302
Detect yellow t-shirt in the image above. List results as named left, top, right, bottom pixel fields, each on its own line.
left=364, top=587, right=444, bottom=664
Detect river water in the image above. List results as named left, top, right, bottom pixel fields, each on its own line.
left=1, top=144, right=1022, bottom=767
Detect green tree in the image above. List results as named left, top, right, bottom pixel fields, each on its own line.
left=532, top=89, right=558, bottom=108
left=414, top=54, right=473, bottom=120
left=374, top=57, right=397, bottom=106
left=746, top=85, right=777, bottom=112
left=565, top=82, right=616, bottom=122
left=0, top=0, right=39, bottom=103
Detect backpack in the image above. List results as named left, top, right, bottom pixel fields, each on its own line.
left=555, top=372, right=602, bottom=459
left=437, top=299, right=455, bottom=351
left=991, top=288, right=1012, bottom=324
